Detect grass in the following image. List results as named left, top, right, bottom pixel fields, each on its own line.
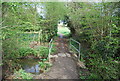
left=57, top=26, right=70, bottom=36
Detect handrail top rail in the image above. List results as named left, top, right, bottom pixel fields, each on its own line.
left=49, top=38, right=53, bottom=45
left=70, top=38, right=80, bottom=45
left=71, top=44, right=79, bottom=52
left=48, top=38, right=54, bottom=62
left=49, top=38, right=53, bottom=43
left=70, top=38, right=81, bottom=59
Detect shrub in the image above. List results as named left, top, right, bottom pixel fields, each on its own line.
left=87, top=53, right=119, bottom=79
left=91, top=39, right=119, bottom=60
left=14, top=69, right=33, bottom=79
left=51, top=47, right=57, bottom=54
left=2, top=37, right=20, bottom=59
left=35, top=46, right=49, bottom=58
left=18, top=47, right=37, bottom=57
left=38, top=62, right=52, bottom=71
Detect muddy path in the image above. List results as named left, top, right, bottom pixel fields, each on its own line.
left=55, top=37, right=70, bottom=53
left=34, top=37, right=79, bottom=79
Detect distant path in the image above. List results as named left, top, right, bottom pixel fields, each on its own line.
left=34, top=37, right=79, bottom=79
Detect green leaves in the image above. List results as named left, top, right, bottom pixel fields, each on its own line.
left=87, top=53, right=119, bottom=79
left=14, top=69, right=33, bottom=79
left=36, top=46, right=49, bottom=58
left=18, top=47, right=37, bottom=57
left=39, top=61, right=52, bottom=70
left=66, top=2, right=120, bottom=79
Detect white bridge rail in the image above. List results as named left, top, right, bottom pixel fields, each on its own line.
left=69, top=38, right=81, bottom=60
left=48, top=38, right=53, bottom=62
left=48, top=38, right=81, bottom=61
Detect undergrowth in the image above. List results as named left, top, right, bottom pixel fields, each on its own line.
left=14, top=69, right=33, bottom=79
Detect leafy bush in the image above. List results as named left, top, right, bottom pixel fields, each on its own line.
left=2, top=36, right=20, bottom=59
left=39, top=62, right=52, bottom=71
left=18, top=47, right=37, bottom=57
left=92, top=39, right=119, bottom=60
left=14, top=69, right=33, bottom=79
left=39, top=62, right=46, bottom=69
left=51, top=44, right=57, bottom=55
left=35, top=46, right=49, bottom=58
left=87, top=53, right=119, bottom=79
left=87, top=73, right=101, bottom=79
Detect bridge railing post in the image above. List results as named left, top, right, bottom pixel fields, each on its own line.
left=48, top=38, right=53, bottom=62
left=69, top=38, right=71, bottom=51
left=69, top=38, right=81, bottom=60
left=79, top=43, right=81, bottom=60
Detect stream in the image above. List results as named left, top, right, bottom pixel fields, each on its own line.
left=16, top=59, right=41, bottom=74
left=2, top=58, right=42, bottom=76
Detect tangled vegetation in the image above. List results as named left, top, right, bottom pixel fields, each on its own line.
left=1, top=1, right=120, bottom=80
left=65, top=2, right=120, bottom=79
left=13, top=69, right=33, bottom=79
left=2, top=2, right=60, bottom=79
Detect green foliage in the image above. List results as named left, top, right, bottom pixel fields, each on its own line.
left=51, top=47, right=57, bottom=54
left=2, top=32, right=20, bottom=59
left=14, top=69, right=33, bottom=79
left=39, top=62, right=52, bottom=70
left=36, top=46, right=49, bottom=58
left=13, top=22, right=35, bottom=32
left=39, top=62, right=46, bottom=69
left=91, top=38, right=119, bottom=60
left=66, top=2, right=120, bottom=79
left=87, top=54, right=119, bottom=79
left=80, top=76, right=87, bottom=79
left=2, top=2, right=120, bottom=79
left=41, top=58, right=48, bottom=62
left=18, top=47, right=37, bottom=57
left=0, top=63, right=3, bottom=66
left=87, top=73, right=101, bottom=79
left=79, top=70, right=89, bottom=79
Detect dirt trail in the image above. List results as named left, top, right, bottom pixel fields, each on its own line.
left=55, top=37, right=69, bottom=53
left=34, top=37, right=79, bottom=79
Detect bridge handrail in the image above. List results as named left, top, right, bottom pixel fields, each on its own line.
left=48, top=38, right=53, bottom=62
left=70, top=38, right=81, bottom=60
